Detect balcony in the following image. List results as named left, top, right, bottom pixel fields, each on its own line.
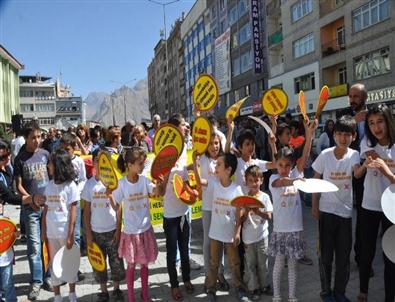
left=321, top=38, right=345, bottom=57
left=320, top=0, right=349, bottom=17
left=268, top=30, right=283, bottom=47
left=266, top=0, right=281, bottom=17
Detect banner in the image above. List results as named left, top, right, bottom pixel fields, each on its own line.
left=214, top=28, right=231, bottom=95
left=251, top=0, right=262, bottom=73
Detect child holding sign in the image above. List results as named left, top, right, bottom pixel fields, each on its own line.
left=194, top=153, right=246, bottom=302
left=238, top=165, right=273, bottom=301
left=82, top=150, right=125, bottom=302
left=357, top=104, right=395, bottom=302
left=42, top=150, right=80, bottom=302
left=110, top=147, right=164, bottom=302
left=268, top=119, right=317, bottom=302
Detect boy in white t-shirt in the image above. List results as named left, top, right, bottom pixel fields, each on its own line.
left=82, top=151, right=125, bottom=301
left=237, top=165, right=273, bottom=301
left=312, top=116, right=365, bottom=302
left=194, top=153, right=246, bottom=302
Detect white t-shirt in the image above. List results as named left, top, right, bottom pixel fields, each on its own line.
left=112, top=176, right=154, bottom=234
left=72, top=155, right=87, bottom=193
left=312, top=147, right=360, bottom=218
left=269, top=168, right=303, bottom=233
left=45, top=180, right=80, bottom=239
left=207, top=179, right=243, bottom=243
left=81, top=177, right=117, bottom=233
left=199, top=154, right=217, bottom=211
left=235, top=158, right=268, bottom=193
left=242, top=192, right=273, bottom=244
left=163, top=147, right=189, bottom=218
left=361, top=140, right=395, bottom=212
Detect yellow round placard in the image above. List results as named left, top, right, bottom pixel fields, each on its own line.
left=87, top=242, right=106, bottom=272
left=192, top=117, right=212, bottom=155
left=193, top=74, right=219, bottom=112
left=261, top=88, right=288, bottom=116
left=98, top=151, right=118, bottom=190
left=153, top=124, right=184, bottom=156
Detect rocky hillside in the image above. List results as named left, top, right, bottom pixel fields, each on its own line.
left=85, top=79, right=150, bottom=126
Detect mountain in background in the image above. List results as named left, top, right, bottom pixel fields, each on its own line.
left=85, top=79, right=150, bottom=126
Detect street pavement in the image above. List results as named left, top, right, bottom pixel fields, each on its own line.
left=5, top=203, right=385, bottom=302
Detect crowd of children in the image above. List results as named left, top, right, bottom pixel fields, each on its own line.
left=1, top=88, right=395, bottom=302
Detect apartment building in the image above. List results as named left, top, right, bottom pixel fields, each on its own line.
left=266, top=0, right=395, bottom=121
left=0, top=45, right=23, bottom=125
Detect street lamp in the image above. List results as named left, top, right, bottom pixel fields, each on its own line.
left=147, top=0, right=180, bottom=119
left=110, top=79, right=137, bottom=124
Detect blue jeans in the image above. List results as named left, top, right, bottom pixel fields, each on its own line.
left=0, top=262, right=17, bottom=302
left=74, top=203, right=81, bottom=247
left=24, top=206, right=44, bottom=285
left=163, top=215, right=191, bottom=288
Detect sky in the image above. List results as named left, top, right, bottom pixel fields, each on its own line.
left=0, top=0, right=194, bottom=98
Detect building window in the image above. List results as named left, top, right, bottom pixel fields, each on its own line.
left=21, top=104, right=34, bottom=112
left=229, top=5, right=238, bottom=25
left=240, top=50, right=252, bottom=73
left=293, top=33, right=314, bottom=58
left=294, top=72, right=315, bottom=93
left=354, top=46, right=390, bottom=80
left=291, top=0, right=313, bottom=22
left=239, top=22, right=251, bottom=45
left=238, top=0, right=249, bottom=17
left=338, top=67, right=347, bottom=84
left=232, top=57, right=240, bottom=76
left=232, top=32, right=239, bottom=49
left=353, top=0, right=390, bottom=33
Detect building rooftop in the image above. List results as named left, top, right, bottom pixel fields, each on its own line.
left=0, top=44, right=24, bottom=69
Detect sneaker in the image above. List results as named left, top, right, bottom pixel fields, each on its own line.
left=112, top=289, right=123, bottom=301
left=237, top=288, right=250, bottom=302
left=69, top=292, right=78, bottom=302
left=189, top=258, right=201, bottom=270
left=207, top=292, right=217, bottom=302
left=42, top=278, right=53, bottom=292
left=249, top=290, right=260, bottom=301
left=217, top=275, right=230, bottom=291
left=288, top=299, right=298, bottom=302
left=333, top=293, right=351, bottom=302
left=78, top=270, right=85, bottom=281
left=272, top=296, right=282, bottom=302
left=298, top=256, right=313, bottom=265
left=96, top=292, right=110, bottom=302
left=27, top=283, right=41, bottom=301
left=262, top=286, right=273, bottom=296
left=322, top=294, right=335, bottom=302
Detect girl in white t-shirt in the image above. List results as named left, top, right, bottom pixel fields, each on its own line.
left=42, top=150, right=80, bottom=302
left=268, top=119, right=317, bottom=302
left=110, top=147, right=164, bottom=302
left=193, top=131, right=229, bottom=290
left=356, top=104, right=395, bottom=302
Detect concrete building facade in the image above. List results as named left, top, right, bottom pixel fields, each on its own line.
left=181, top=0, right=212, bottom=120
left=19, top=74, right=83, bottom=130
left=19, top=75, right=57, bottom=128
left=212, top=0, right=269, bottom=118
left=148, top=40, right=167, bottom=119
left=0, top=45, right=23, bottom=125
left=266, top=0, right=395, bottom=121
